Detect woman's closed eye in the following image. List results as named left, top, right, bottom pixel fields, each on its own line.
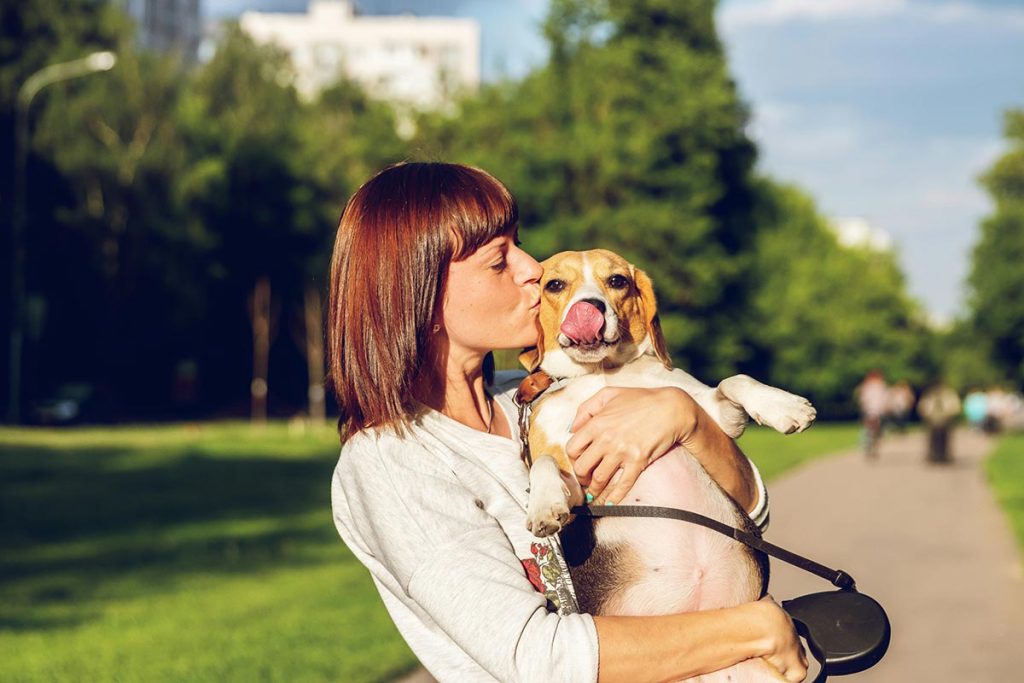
left=490, top=258, right=508, bottom=273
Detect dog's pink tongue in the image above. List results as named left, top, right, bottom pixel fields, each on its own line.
left=560, top=301, right=605, bottom=344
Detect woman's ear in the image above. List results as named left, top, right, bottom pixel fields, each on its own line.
left=634, top=268, right=672, bottom=369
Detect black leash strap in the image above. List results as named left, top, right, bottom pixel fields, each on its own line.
left=571, top=504, right=856, bottom=591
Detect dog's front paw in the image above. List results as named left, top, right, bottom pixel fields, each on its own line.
left=526, top=496, right=571, bottom=537
left=749, top=391, right=817, bottom=435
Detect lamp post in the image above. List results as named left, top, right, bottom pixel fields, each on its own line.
left=7, top=51, right=117, bottom=424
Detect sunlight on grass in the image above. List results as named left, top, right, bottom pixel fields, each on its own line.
left=986, top=433, right=1024, bottom=552
left=0, top=419, right=859, bottom=682
left=0, top=421, right=420, bottom=683
left=740, top=423, right=861, bottom=482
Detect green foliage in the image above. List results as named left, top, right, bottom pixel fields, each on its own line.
left=749, top=182, right=935, bottom=414
left=966, top=108, right=1024, bottom=387
left=6, top=0, right=936, bottom=419
left=0, top=0, right=126, bottom=109
left=418, top=0, right=760, bottom=380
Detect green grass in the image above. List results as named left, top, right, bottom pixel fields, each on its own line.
left=0, top=422, right=418, bottom=683
left=986, top=433, right=1024, bottom=551
left=0, top=420, right=859, bottom=682
left=740, top=422, right=861, bottom=482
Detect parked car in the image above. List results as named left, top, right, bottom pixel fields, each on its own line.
left=31, top=383, right=112, bottom=425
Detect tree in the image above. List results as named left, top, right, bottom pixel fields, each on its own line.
left=418, top=0, right=762, bottom=381
left=749, top=181, right=934, bottom=415
left=966, top=108, right=1024, bottom=387
left=0, top=0, right=128, bottom=414
left=30, top=42, right=195, bottom=413
left=181, top=26, right=406, bottom=417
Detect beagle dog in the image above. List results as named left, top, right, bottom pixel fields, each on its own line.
left=521, top=249, right=815, bottom=682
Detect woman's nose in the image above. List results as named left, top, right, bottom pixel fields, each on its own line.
left=515, top=249, right=543, bottom=285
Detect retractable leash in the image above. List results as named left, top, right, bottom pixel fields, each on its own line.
left=571, top=505, right=891, bottom=683
left=514, top=370, right=890, bottom=683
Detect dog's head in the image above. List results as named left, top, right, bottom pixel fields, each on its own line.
left=519, top=249, right=671, bottom=377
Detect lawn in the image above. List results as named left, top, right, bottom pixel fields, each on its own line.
left=986, top=433, right=1024, bottom=552
left=0, top=420, right=859, bottom=682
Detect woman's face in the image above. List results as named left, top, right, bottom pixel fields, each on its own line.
left=441, top=233, right=543, bottom=353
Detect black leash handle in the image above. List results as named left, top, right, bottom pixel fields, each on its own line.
left=571, top=504, right=856, bottom=591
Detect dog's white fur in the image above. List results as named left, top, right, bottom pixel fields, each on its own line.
left=521, top=249, right=815, bottom=681
left=523, top=249, right=816, bottom=537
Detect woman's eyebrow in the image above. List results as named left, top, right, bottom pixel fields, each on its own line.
left=477, top=238, right=507, bottom=259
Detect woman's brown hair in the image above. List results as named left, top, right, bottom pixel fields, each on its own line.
left=326, top=162, right=518, bottom=439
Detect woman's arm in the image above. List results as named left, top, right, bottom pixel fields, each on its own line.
left=567, top=386, right=759, bottom=510
left=595, top=598, right=808, bottom=683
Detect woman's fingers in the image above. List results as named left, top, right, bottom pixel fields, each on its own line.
left=569, top=387, right=619, bottom=432
left=756, top=595, right=808, bottom=682
left=585, top=456, right=622, bottom=501
left=595, top=461, right=644, bottom=505
left=566, top=431, right=597, bottom=484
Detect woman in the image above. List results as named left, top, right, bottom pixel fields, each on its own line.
left=327, top=162, right=806, bottom=683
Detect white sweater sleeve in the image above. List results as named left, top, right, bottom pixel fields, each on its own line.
left=332, top=434, right=599, bottom=683
left=746, top=456, right=770, bottom=532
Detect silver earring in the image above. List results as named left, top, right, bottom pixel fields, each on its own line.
left=432, top=324, right=441, bottom=333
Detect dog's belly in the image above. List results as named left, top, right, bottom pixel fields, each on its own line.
left=563, top=448, right=767, bottom=618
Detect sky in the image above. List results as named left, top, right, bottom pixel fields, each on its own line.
left=205, top=0, right=1024, bottom=322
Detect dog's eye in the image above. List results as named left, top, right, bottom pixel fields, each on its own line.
left=607, top=274, right=629, bottom=290
left=545, top=279, right=565, bottom=294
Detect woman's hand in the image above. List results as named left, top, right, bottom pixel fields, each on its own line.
left=751, top=596, right=809, bottom=682
left=566, top=386, right=697, bottom=505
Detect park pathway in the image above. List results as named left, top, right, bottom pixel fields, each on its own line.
left=766, top=429, right=1024, bottom=682
left=397, top=429, right=1024, bottom=683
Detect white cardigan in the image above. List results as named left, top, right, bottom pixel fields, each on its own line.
left=331, top=374, right=769, bottom=683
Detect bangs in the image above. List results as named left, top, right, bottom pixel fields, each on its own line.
left=439, top=165, right=519, bottom=260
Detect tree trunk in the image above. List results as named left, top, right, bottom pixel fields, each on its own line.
left=250, top=276, right=271, bottom=424
left=304, top=286, right=326, bottom=423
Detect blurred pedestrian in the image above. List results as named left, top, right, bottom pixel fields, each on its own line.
left=986, top=387, right=1012, bottom=434
left=917, top=382, right=960, bottom=464
left=855, top=370, right=888, bottom=459
left=885, top=380, right=915, bottom=432
left=963, top=389, right=988, bottom=431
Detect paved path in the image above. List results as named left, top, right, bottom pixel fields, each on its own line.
left=397, top=429, right=1024, bottom=682
left=766, top=429, right=1024, bottom=682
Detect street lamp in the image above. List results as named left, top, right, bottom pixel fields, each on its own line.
left=7, top=50, right=117, bottom=424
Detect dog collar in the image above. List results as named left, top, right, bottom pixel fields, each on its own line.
left=514, top=370, right=572, bottom=467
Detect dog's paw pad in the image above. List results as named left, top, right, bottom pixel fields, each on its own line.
left=526, top=503, right=570, bottom=538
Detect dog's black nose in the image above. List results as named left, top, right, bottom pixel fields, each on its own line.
left=580, top=298, right=606, bottom=314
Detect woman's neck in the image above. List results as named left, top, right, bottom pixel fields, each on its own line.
left=414, top=347, right=497, bottom=434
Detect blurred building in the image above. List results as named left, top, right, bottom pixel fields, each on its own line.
left=119, top=0, right=201, bottom=61
left=238, top=0, right=480, bottom=106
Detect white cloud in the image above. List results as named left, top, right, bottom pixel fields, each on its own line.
left=721, top=0, right=908, bottom=28
left=925, top=1, right=1024, bottom=29
left=720, top=0, right=1024, bottom=31
left=744, top=97, right=1002, bottom=317
left=831, top=217, right=895, bottom=252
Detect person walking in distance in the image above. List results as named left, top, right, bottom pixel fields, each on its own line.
left=917, top=381, right=961, bottom=464
left=855, top=370, right=888, bottom=459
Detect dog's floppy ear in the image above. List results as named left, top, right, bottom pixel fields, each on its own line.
left=633, top=267, right=672, bottom=369
left=519, top=347, right=542, bottom=372
left=518, top=320, right=545, bottom=372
